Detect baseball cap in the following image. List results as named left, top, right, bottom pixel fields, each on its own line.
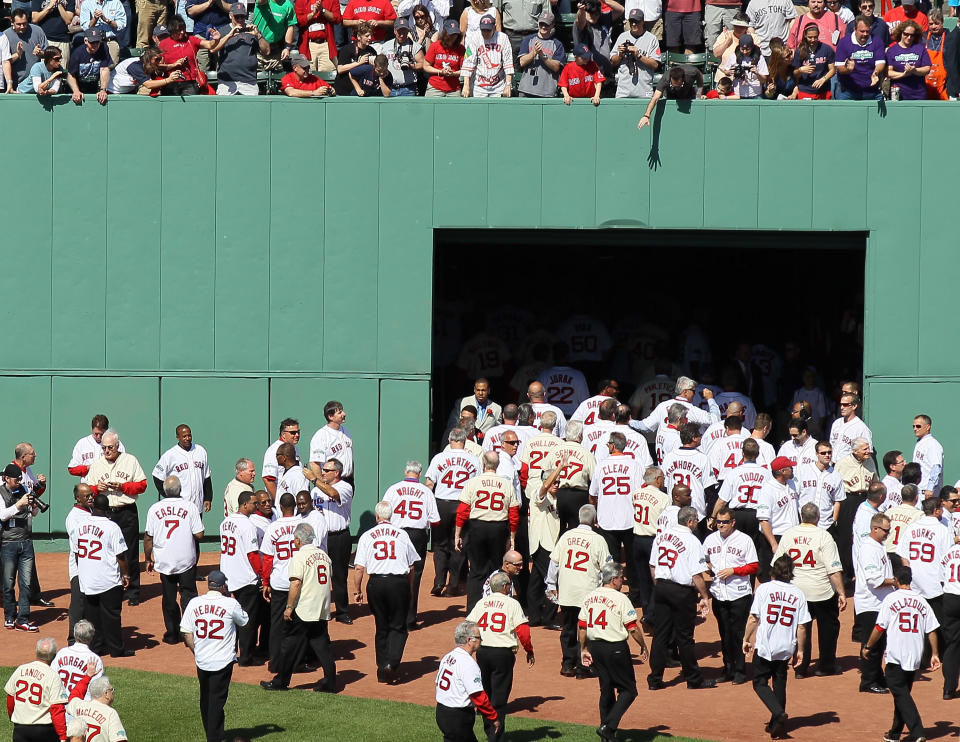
left=479, top=15, right=495, bottom=29
left=2, top=464, right=22, bottom=479
left=395, top=16, right=411, bottom=29
left=442, top=18, right=460, bottom=35
left=738, top=33, right=754, bottom=47
left=289, top=52, right=310, bottom=68
left=628, top=8, right=643, bottom=22
left=770, top=456, right=795, bottom=472
left=154, top=24, right=169, bottom=37
left=207, top=570, right=228, bottom=587
left=537, top=10, right=554, bottom=24
left=229, top=2, right=248, bottom=14
left=573, top=42, right=592, bottom=58
left=85, top=27, right=106, bottom=42
left=901, top=0, right=916, bottom=5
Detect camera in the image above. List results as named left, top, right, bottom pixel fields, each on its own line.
left=731, top=64, right=748, bottom=81
left=28, top=492, right=50, bottom=514
left=395, top=47, right=414, bottom=69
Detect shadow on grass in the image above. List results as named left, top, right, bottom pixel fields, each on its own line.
left=507, top=695, right=564, bottom=713
left=506, top=725, right=566, bottom=740
left=223, top=722, right=286, bottom=740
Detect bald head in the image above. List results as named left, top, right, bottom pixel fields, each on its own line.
left=162, top=475, right=181, bottom=498
left=671, top=484, right=691, bottom=506
left=725, top=401, right=744, bottom=418
left=527, top=381, right=546, bottom=401
left=502, top=550, right=522, bottom=566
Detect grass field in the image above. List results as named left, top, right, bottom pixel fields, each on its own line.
left=0, top=666, right=715, bottom=741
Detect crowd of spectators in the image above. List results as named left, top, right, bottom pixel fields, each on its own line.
left=2, top=0, right=960, bottom=101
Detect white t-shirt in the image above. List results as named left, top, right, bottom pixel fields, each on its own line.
left=180, top=591, right=249, bottom=671
left=313, top=479, right=353, bottom=532
left=153, top=443, right=210, bottom=514
left=704, top=528, right=757, bottom=601
left=853, top=536, right=893, bottom=613
left=309, top=424, right=354, bottom=477
left=749, top=579, right=810, bottom=661
left=875, top=588, right=940, bottom=671
left=354, top=522, right=419, bottom=575
left=895, top=516, right=952, bottom=599
left=144, top=497, right=203, bottom=575
left=718, top=462, right=771, bottom=511
left=53, top=643, right=103, bottom=701
left=649, top=524, right=706, bottom=586
left=384, top=479, right=441, bottom=530
left=756, top=478, right=799, bottom=536
left=661, top=447, right=715, bottom=520
left=828, top=415, right=872, bottom=463
left=796, top=463, right=845, bottom=528
left=71, top=516, right=127, bottom=595
left=426, top=449, right=481, bottom=501
left=462, top=29, right=514, bottom=91
left=435, top=646, right=484, bottom=708
left=590, top=456, right=644, bottom=531
left=66, top=505, right=91, bottom=580
left=262, top=439, right=301, bottom=485
left=218, top=513, right=260, bottom=591
left=261, top=515, right=302, bottom=590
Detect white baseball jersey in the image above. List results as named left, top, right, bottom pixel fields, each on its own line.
left=777, top=436, right=818, bottom=470
left=718, top=462, right=772, bottom=511
left=314, top=479, right=353, bottom=531
left=66, top=696, right=128, bottom=741
left=556, top=315, right=612, bottom=363
left=530, top=402, right=567, bottom=438
left=581, top=420, right=616, bottom=457
left=580, top=586, right=639, bottom=642
left=634, top=395, right=720, bottom=434
left=3, top=661, right=68, bottom=727
left=435, top=647, right=484, bottom=708
left=852, top=501, right=881, bottom=565
left=384, top=479, right=441, bottom=530
left=309, top=424, right=353, bottom=477
left=709, top=431, right=749, bottom=482
left=656, top=504, right=679, bottom=534
left=875, top=588, right=940, bottom=671
left=854, top=536, right=893, bottom=613
left=546, top=441, right=596, bottom=492
left=218, top=513, right=260, bottom=591
left=590, top=456, right=644, bottom=531
left=569, top=394, right=612, bottom=426
left=466, top=592, right=528, bottom=649
left=53, top=643, right=103, bottom=700
left=628, top=376, right=674, bottom=421
left=632, top=485, right=669, bottom=537
left=153, top=443, right=210, bottom=514
left=262, top=439, right=301, bottom=485
left=496, top=455, right=523, bottom=504
left=299, top=508, right=329, bottom=553
left=519, top=433, right=562, bottom=502
left=86, top=453, right=147, bottom=508
left=426, top=449, right=481, bottom=501
left=895, top=516, right=951, bottom=599
left=548, top=524, right=611, bottom=607
left=879, top=475, right=904, bottom=511
left=144, top=497, right=203, bottom=575
left=71, top=515, right=127, bottom=596
left=943, top=544, right=960, bottom=596
left=884, top=503, right=923, bottom=553
left=180, top=590, right=249, bottom=671
left=536, top=367, right=589, bottom=417
left=913, top=434, right=944, bottom=493
left=661, top=446, right=715, bottom=520
left=796, top=463, right=845, bottom=528
left=704, top=528, right=757, bottom=601
left=462, top=29, right=515, bottom=92
left=276, top=465, right=311, bottom=503
left=749, top=580, right=810, bottom=661
left=261, top=515, right=302, bottom=590
left=249, top=511, right=275, bottom=544
left=756, top=478, right=799, bottom=536
left=482, top=424, right=535, bottom=456
left=69, top=435, right=124, bottom=483
left=828, top=415, right=872, bottom=462
left=650, top=524, right=707, bottom=585
left=716, top=392, right=757, bottom=428
left=773, top=524, right=843, bottom=603
left=699, top=420, right=727, bottom=457
left=66, top=505, right=91, bottom=580
left=354, top=522, right=419, bottom=575
left=654, top=425, right=681, bottom=466
left=754, top=438, right=775, bottom=469
left=593, top=425, right=652, bottom=469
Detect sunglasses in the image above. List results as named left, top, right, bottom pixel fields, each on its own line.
left=715, top=519, right=732, bottom=525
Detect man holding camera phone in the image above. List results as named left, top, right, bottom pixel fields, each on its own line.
left=210, top=3, right=271, bottom=95
left=1, top=463, right=43, bottom=633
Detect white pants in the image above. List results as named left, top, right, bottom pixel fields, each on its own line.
left=471, top=82, right=506, bottom=97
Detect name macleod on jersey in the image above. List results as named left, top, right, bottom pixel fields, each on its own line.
left=74, top=707, right=109, bottom=725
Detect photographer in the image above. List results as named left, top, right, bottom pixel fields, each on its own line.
left=718, top=33, right=767, bottom=98
left=12, top=443, right=53, bottom=611
left=210, top=3, right=271, bottom=95
left=611, top=8, right=660, bottom=98
left=381, top=17, right=424, bottom=95
left=1, top=463, right=42, bottom=633
left=574, top=0, right=618, bottom=80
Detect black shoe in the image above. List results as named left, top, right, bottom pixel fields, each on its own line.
left=943, top=690, right=956, bottom=700
left=429, top=586, right=444, bottom=597
left=111, top=650, right=135, bottom=658
left=560, top=667, right=577, bottom=677
left=647, top=679, right=666, bottom=690
left=577, top=666, right=598, bottom=679
left=544, top=623, right=563, bottom=631
left=33, top=598, right=55, bottom=608
left=768, top=713, right=787, bottom=738
left=794, top=669, right=807, bottom=679
left=687, top=679, right=717, bottom=689
left=814, top=667, right=840, bottom=676
left=446, top=585, right=465, bottom=597
left=314, top=684, right=337, bottom=693
left=732, top=676, right=749, bottom=685
left=335, top=614, right=353, bottom=625
left=260, top=680, right=288, bottom=691
left=407, top=622, right=420, bottom=631
left=127, top=599, right=140, bottom=607
left=717, top=672, right=734, bottom=683
left=860, top=684, right=889, bottom=694
left=162, top=637, right=180, bottom=646
left=596, top=723, right=616, bottom=741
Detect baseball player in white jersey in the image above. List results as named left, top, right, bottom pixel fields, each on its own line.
left=829, top=394, right=873, bottom=464
left=307, top=458, right=354, bottom=622
left=795, top=442, right=845, bottom=528
left=294, top=491, right=329, bottom=554
left=880, top=450, right=905, bottom=511
left=853, top=511, right=895, bottom=693
left=308, top=400, right=354, bottom=480
left=943, top=542, right=960, bottom=700
left=4, top=637, right=80, bottom=742
left=631, top=376, right=720, bottom=434
left=700, top=401, right=744, bottom=458
left=654, top=403, right=686, bottom=465
left=709, top=417, right=749, bottom=482
left=66, top=484, right=94, bottom=644
left=714, top=440, right=770, bottom=562
left=629, top=374, right=674, bottom=422
left=749, top=414, right=776, bottom=469
left=742, top=555, right=810, bottom=738
left=218, top=490, right=263, bottom=665
left=582, top=417, right=617, bottom=458
left=482, top=404, right=535, bottom=455
left=895, top=497, right=952, bottom=602
left=65, top=674, right=127, bottom=742
left=661, top=424, right=715, bottom=522
left=261, top=418, right=301, bottom=500
left=425, top=430, right=480, bottom=596
left=273, top=443, right=311, bottom=504
left=556, top=314, right=612, bottom=364
left=911, top=414, right=943, bottom=496
left=383, top=461, right=441, bottom=628
left=153, top=424, right=212, bottom=514
left=569, top=380, right=619, bottom=425
left=435, top=621, right=500, bottom=739
left=883, top=484, right=922, bottom=561
left=526, top=381, right=568, bottom=438
left=756, top=458, right=800, bottom=577
left=260, top=493, right=302, bottom=669
left=249, top=491, right=276, bottom=543
left=144, top=476, right=205, bottom=644
left=67, top=414, right=123, bottom=483
left=462, top=18, right=514, bottom=96
left=181, top=570, right=249, bottom=742
left=53, top=620, right=103, bottom=701
left=778, top=420, right=817, bottom=470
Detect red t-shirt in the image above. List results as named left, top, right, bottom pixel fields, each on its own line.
left=558, top=60, right=605, bottom=97
left=281, top=71, right=331, bottom=90
left=158, top=35, right=204, bottom=84
left=883, top=6, right=928, bottom=34
left=425, top=40, right=465, bottom=92
left=342, top=0, right=396, bottom=42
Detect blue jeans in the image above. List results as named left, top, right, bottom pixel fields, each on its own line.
left=390, top=87, right=416, bottom=96
left=834, top=86, right=882, bottom=100
left=2, top=540, right=34, bottom=622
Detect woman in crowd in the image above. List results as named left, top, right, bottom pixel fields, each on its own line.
left=793, top=24, right=835, bottom=99
left=764, top=38, right=798, bottom=98
left=886, top=19, right=931, bottom=99
left=719, top=33, right=767, bottom=98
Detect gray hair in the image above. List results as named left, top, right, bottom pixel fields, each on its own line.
left=163, top=475, right=182, bottom=497
left=101, top=430, right=119, bottom=447
left=448, top=427, right=468, bottom=444
left=900, top=484, right=919, bottom=504
left=73, top=619, right=95, bottom=645
left=374, top=501, right=393, bottom=521
left=293, top=523, right=315, bottom=543
left=540, top=410, right=557, bottom=431
left=607, top=432, right=626, bottom=452
left=643, top=466, right=663, bottom=485
left=800, top=502, right=820, bottom=524
left=235, top=458, right=254, bottom=475
left=677, top=506, right=699, bottom=527
left=455, top=620, right=478, bottom=646
left=579, top=503, right=597, bottom=525
left=404, top=460, right=423, bottom=476
left=675, top=376, right=697, bottom=394
left=36, top=637, right=58, bottom=663
left=481, top=451, right=499, bottom=471
left=667, top=403, right=687, bottom=425
left=88, top=676, right=113, bottom=700
left=564, top=420, right=583, bottom=443
left=600, top=562, right=623, bottom=585
left=852, top=437, right=871, bottom=451
left=489, top=572, right=511, bottom=594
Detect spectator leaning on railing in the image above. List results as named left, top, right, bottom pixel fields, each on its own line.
left=637, top=63, right=701, bottom=127
left=107, top=45, right=186, bottom=94
left=559, top=42, right=604, bottom=105
left=334, top=19, right=377, bottom=94
left=17, top=45, right=63, bottom=93
left=67, top=27, right=110, bottom=104
left=281, top=51, right=335, bottom=95
left=517, top=11, right=564, bottom=98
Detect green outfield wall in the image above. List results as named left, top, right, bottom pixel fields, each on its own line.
left=1, top=96, right=956, bottom=533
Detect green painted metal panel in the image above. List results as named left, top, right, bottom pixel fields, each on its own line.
left=269, top=377, right=379, bottom=534
left=378, top=379, right=430, bottom=508
left=433, top=104, right=486, bottom=227
left=106, top=104, right=162, bottom=370
left=703, top=105, right=759, bottom=230
left=159, top=377, right=268, bottom=523
left=646, top=102, right=705, bottom=228
left=159, top=103, right=217, bottom=370
left=214, top=105, right=271, bottom=371
left=0, top=378, right=51, bottom=531
left=811, top=106, right=868, bottom=230
left=267, top=103, right=326, bottom=372
left=595, top=104, right=650, bottom=228
left=541, top=104, right=596, bottom=227
left=757, top=105, right=813, bottom=230
left=49, top=377, right=159, bottom=531
left=488, top=105, right=542, bottom=227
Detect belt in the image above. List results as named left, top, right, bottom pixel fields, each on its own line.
left=328, top=528, right=349, bottom=535
left=369, top=572, right=408, bottom=579
left=557, top=486, right=588, bottom=492
left=110, top=504, right=136, bottom=512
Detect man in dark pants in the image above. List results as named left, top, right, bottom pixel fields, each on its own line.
left=181, top=570, right=249, bottom=742
left=942, top=540, right=960, bottom=700
left=647, top=506, right=715, bottom=690
left=305, top=457, right=354, bottom=623
left=466, top=572, right=535, bottom=741
left=853, top=512, right=895, bottom=694
left=260, top=523, right=337, bottom=692
left=65, top=484, right=94, bottom=644
left=218, top=491, right=263, bottom=666
left=863, top=566, right=942, bottom=742
left=579, top=562, right=648, bottom=741
left=260, top=493, right=300, bottom=672
left=527, top=458, right=564, bottom=628
left=631, top=465, right=668, bottom=623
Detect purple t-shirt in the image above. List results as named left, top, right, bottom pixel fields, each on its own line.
left=835, top=34, right=885, bottom=92
left=885, top=42, right=931, bottom=100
